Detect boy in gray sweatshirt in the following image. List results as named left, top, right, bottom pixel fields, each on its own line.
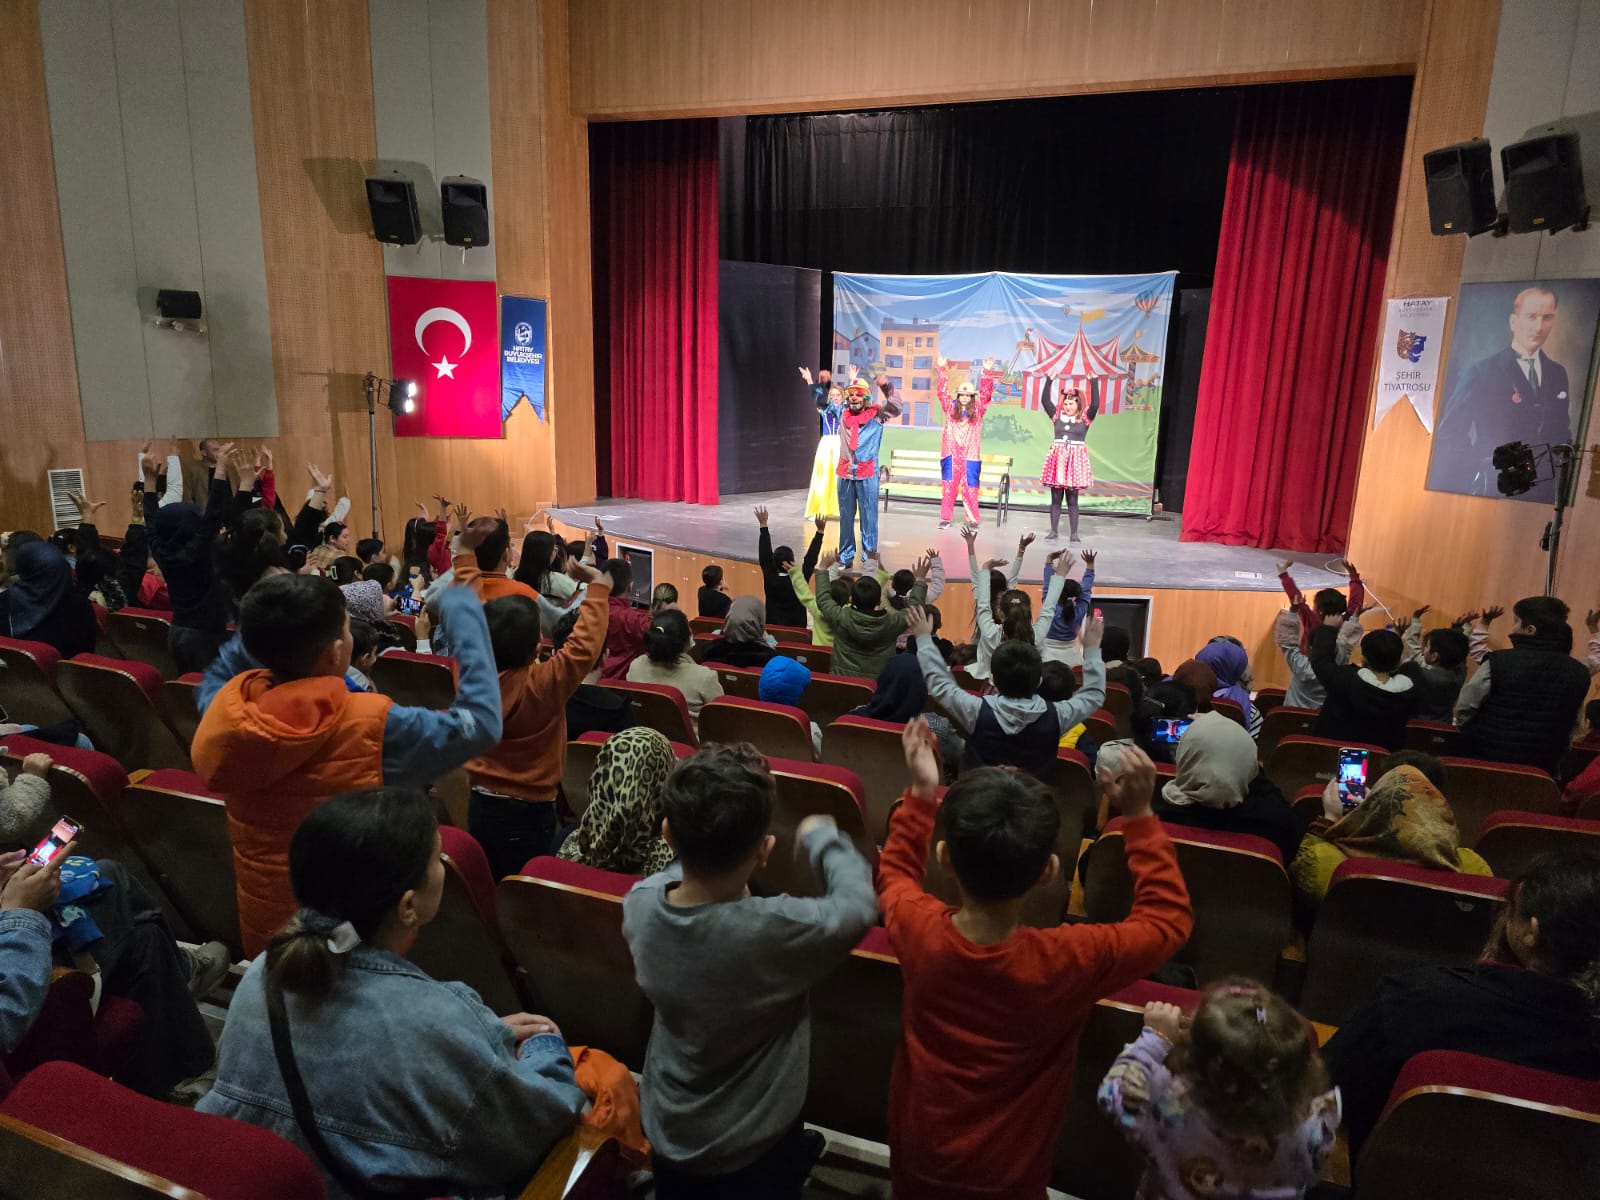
left=622, top=742, right=877, bottom=1198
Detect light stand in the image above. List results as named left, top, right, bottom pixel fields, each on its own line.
left=362, top=372, right=418, bottom=540
left=1539, top=443, right=1578, bottom=598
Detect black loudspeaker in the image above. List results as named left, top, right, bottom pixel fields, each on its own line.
left=156, top=289, right=202, bottom=320
left=365, top=175, right=422, bottom=245
left=1423, top=138, right=1498, bottom=235
left=441, top=176, right=490, bottom=248
left=1502, top=131, right=1589, bottom=234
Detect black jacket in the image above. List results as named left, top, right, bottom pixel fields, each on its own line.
left=1458, top=632, right=1591, bottom=774
left=1309, top=624, right=1423, bottom=750
left=0, top=586, right=97, bottom=660
left=696, top=586, right=731, bottom=620
left=1324, top=962, right=1600, bottom=1157
left=1153, top=773, right=1305, bottom=866
left=700, top=639, right=776, bottom=669
left=759, top=527, right=822, bottom=631
left=144, top=479, right=232, bottom=633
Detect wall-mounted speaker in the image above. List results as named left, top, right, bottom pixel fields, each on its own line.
left=441, top=176, right=490, bottom=248
left=156, top=289, right=202, bottom=320
left=365, top=174, right=422, bottom=245
left=1422, top=138, right=1497, bottom=235
left=1502, top=130, right=1589, bottom=234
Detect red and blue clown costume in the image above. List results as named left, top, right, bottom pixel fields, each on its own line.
left=937, top=360, right=999, bottom=524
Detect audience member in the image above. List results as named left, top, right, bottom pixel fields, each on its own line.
left=0, top=845, right=64, bottom=1060
left=784, top=560, right=847, bottom=648
left=1136, top=680, right=1199, bottom=766
left=1273, top=606, right=1361, bottom=711
left=344, top=620, right=378, bottom=692
left=1290, top=765, right=1490, bottom=909
left=453, top=508, right=538, bottom=603
left=199, top=788, right=588, bottom=1196
left=755, top=507, right=821, bottom=630
left=966, top=527, right=1055, bottom=679
left=0, top=541, right=96, bottom=659
left=514, top=527, right=573, bottom=604
left=1456, top=597, right=1594, bottom=775
left=548, top=606, right=635, bottom=738
left=623, top=744, right=876, bottom=1197
left=1100, top=982, right=1339, bottom=1199
left=1325, top=850, right=1600, bottom=1156
left=879, top=722, right=1191, bottom=1199
left=1309, top=624, right=1423, bottom=750
left=360, top=561, right=394, bottom=590
left=701, top=596, right=776, bottom=668
left=1153, top=711, right=1304, bottom=865
left=1133, top=656, right=1164, bottom=691
left=913, top=607, right=1106, bottom=780
left=557, top=727, right=677, bottom=876
left=600, top=557, right=652, bottom=679
left=814, top=552, right=928, bottom=680
left=650, top=583, right=678, bottom=614
left=1400, top=608, right=1470, bottom=721
left=758, top=655, right=822, bottom=756
left=1101, top=625, right=1132, bottom=670
left=306, top=520, right=353, bottom=575
left=1038, top=662, right=1094, bottom=757
left=849, top=653, right=964, bottom=773
left=1194, top=639, right=1261, bottom=736
left=1278, top=558, right=1364, bottom=654
left=1169, top=659, right=1218, bottom=714
left=465, top=555, right=611, bottom=879
left=354, top=536, right=384, bottom=566
left=882, top=548, right=945, bottom=614
left=697, top=564, right=731, bottom=620
left=192, top=566, right=501, bottom=955
left=1039, top=549, right=1095, bottom=664
left=625, top=608, right=723, bottom=734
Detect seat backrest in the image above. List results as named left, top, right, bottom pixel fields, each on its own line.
left=765, top=623, right=812, bottom=644
left=161, top=676, right=204, bottom=747
left=820, top=715, right=907, bottom=843
left=1053, top=980, right=1202, bottom=1200
left=1209, top=696, right=1246, bottom=727
left=699, top=696, right=814, bottom=762
left=518, top=1126, right=626, bottom=1200
left=1101, top=683, right=1133, bottom=733
left=562, top=732, right=694, bottom=819
left=120, top=769, right=240, bottom=957
left=1404, top=719, right=1459, bottom=757
left=802, top=934, right=902, bottom=1144
left=1265, top=734, right=1387, bottom=801
left=496, top=860, right=653, bottom=1072
left=1474, top=810, right=1600, bottom=878
left=775, top=642, right=831, bottom=676
left=0, top=735, right=131, bottom=865
left=596, top=680, right=696, bottom=745
left=792, top=672, right=873, bottom=728
left=105, top=609, right=179, bottom=680
left=369, top=650, right=457, bottom=709
left=0, top=636, right=74, bottom=727
left=757, top=759, right=874, bottom=898
left=688, top=615, right=723, bottom=636
left=1082, top=709, right=1116, bottom=747
left=1083, top=819, right=1290, bottom=984
left=1439, top=756, right=1563, bottom=845
left=1253, top=686, right=1287, bottom=717
left=0, top=1061, right=327, bottom=1200
left=1355, top=1050, right=1600, bottom=1198
left=1300, top=857, right=1508, bottom=1024
left=56, top=656, right=191, bottom=772
left=407, top=826, right=530, bottom=1016
left=1256, top=704, right=1319, bottom=760
left=706, top=664, right=762, bottom=701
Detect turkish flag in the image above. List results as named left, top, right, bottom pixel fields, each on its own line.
left=386, top=276, right=502, bottom=438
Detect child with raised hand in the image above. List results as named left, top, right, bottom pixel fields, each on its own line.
left=878, top=719, right=1191, bottom=1200
left=1099, top=981, right=1340, bottom=1200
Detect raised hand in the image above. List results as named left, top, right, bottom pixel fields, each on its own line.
left=450, top=501, right=469, bottom=531
left=1096, top=742, right=1155, bottom=819
left=848, top=364, right=860, bottom=382
left=1081, top=548, right=1097, bottom=568
left=798, top=366, right=813, bottom=386
left=458, top=516, right=492, bottom=553
left=67, top=491, right=104, bottom=518
left=1081, top=611, right=1105, bottom=650
left=1017, top=531, right=1036, bottom=552
left=754, top=506, right=769, bottom=527
left=959, top=524, right=978, bottom=547
left=983, top=355, right=997, bottom=371
left=981, top=557, right=1010, bottom=571
left=936, top=354, right=948, bottom=369
left=1480, top=606, right=1505, bottom=627
left=1454, top=611, right=1480, bottom=629
left=905, top=604, right=934, bottom=639
left=307, top=464, right=333, bottom=492
left=594, top=516, right=606, bottom=536
left=415, top=500, right=430, bottom=519
left=433, top=494, right=450, bottom=518
left=545, top=513, right=556, bottom=533
left=1276, top=559, right=1293, bottom=575
left=567, top=556, right=606, bottom=585
left=817, top=550, right=840, bottom=573
left=1587, top=609, right=1599, bottom=635
left=257, top=445, right=273, bottom=471
left=901, top=714, right=942, bottom=798
left=139, top=440, right=162, bottom=477
left=494, top=507, right=508, bottom=526
left=912, top=555, right=931, bottom=580
left=813, top=514, right=827, bottom=533
left=1413, top=604, right=1431, bottom=622
left=925, top=546, right=940, bottom=561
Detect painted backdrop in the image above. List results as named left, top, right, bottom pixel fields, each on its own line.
left=832, top=271, right=1176, bottom=513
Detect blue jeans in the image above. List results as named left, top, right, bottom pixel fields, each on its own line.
left=836, top=473, right=880, bottom=565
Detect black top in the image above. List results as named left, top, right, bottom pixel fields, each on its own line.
left=697, top=586, right=732, bottom=620
left=700, top=639, right=777, bottom=669
left=1458, top=634, right=1591, bottom=775
left=1040, top=376, right=1100, bottom=441
left=759, top=527, right=822, bottom=631
left=565, top=683, right=636, bottom=740
left=963, top=703, right=1061, bottom=780
left=0, top=586, right=97, bottom=659
left=1308, top=624, right=1424, bottom=750
left=144, top=479, right=233, bottom=633
left=1153, top=773, right=1305, bottom=866
left=1324, top=962, right=1600, bottom=1156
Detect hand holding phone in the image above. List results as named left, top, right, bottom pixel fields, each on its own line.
left=1151, top=717, right=1194, bottom=745
left=2, top=838, right=74, bottom=913
left=1336, top=748, right=1369, bottom=810
left=28, top=817, right=82, bottom=867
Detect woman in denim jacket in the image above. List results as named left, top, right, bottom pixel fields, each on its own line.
left=198, top=788, right=585, bottom=1199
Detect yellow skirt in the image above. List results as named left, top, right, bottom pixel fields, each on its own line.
left=806, top=434, right=840, bottom=518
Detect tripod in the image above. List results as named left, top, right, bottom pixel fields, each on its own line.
left=1538, top=443, right=1578, bottom=597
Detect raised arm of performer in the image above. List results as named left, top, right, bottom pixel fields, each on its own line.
left=975, top=356, right=999, bottom=419
left=936, top=356, right=954, bottom=419
left=1041, top=374, right=1058, bottom=421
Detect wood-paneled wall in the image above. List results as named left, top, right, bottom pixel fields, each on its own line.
left=569, top=0, right=1428, bottom=119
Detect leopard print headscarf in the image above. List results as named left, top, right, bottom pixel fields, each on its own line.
left=559, top=726, right=677, bottom=876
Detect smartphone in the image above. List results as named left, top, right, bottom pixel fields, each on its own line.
left=1093, top=608, right=1104, bottom=620
left=1337, top=748, right=1370, bottom=809
left=1150, top=717, right=1194, bottom=745
left=28, top=816, right=81, bottom=866
left=397, top=594, right=423, bottom=616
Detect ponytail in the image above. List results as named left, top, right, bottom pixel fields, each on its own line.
left=265, top=911, right=358, bottom=999
left=1001, top=606, right=1035, bottom=645
left=644, top=608, right=691, bottom=664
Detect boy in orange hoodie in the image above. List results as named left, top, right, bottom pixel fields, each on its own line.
left=454, top=549, right=611, bottom=878
left=879, top=713, right=1192, bottom=1200
left=192, top=548, right=502, bottom=956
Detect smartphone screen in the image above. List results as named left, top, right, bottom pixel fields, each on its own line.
left=1151, top=717, right=1194, bottom=744
left=28, top=816, right=81, bottom=866
left=398, top=595, right=422, bottom=616
left=1093, top=608, right=1104, bottom=621
left=1337, top=748, right=1369, bottom=809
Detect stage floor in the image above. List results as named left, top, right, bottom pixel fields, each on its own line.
left=550, top=490, right=1348, bottom=593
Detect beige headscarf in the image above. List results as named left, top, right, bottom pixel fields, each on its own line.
left=1323, top=765, right=1463, bottom=872
left=722, top=595, right=767, bottom=644
left=1161, top=710, right=1260, bottom=809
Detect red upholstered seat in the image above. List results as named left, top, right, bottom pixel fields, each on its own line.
left=793, top=672, right=874, bottom=728
left=1403, top=718, right=1459, bottom=756
left=0, top=636, right=74, bottom=728
left=55, top=654, right=190, bottom=771
left=821, top=714, right=908, bottom=842
left=0, top=735, right=143, bottom=877
left=766, top=623, right=812, bottom=643
left=370, top=650, right=457, bottom=709
left=758, top=758, right=874, bottom=898
left=161, top=673, right=205, bottom=746
left=3, top=971, right=143, bottom=1086
left=1102, top=682, right=1133, bottom=732
left=1357, top=1050, right=1600, bottom=1197
left=856, top=925, right=895, bottom=957
left=597, top=680, right=698, bottom=745
left=1300, top=857, right=1509, bottom=1024
left=408, top=826, right=530, bottom=1015
left=105, top=608, right=178, bottom=680
left=1474, top=810, right=1600, bottom=878
left=1209, top=696, right=1246, bottom=726
left=1082, top=708, right=1117, bottom=746
left=66, top=653, right=163, bottom=706
left=0, top=1061, right=326, bottom=1200
left=1265, top=734, right=1387, bottom=801
left=700, top=696, right=815, bottom=761
left=1253, top=686, right=1287, bottom=717
left=522, top=855, right=640, bottom=896
left=805, top=924, right=903, bottom=1142
left=1257, top=704, right=1321, bottom=759
left=1437, top=755, right=1563, bottom=844
left=0, top=635, right=61, bottom=677
left=120, top=767, right=238, bottom=954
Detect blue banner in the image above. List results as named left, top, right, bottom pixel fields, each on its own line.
left=500, top=295, right=547, bottom=422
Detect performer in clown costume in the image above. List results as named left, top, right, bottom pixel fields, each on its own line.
left=799, top=366, right=842, bottom=520
left=936, top=355, right=1000, bottom=528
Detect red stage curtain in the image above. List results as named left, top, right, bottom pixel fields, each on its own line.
left=591, top=120, right=719, bottom=504
left=1180, top=78, right=1411, bottom=553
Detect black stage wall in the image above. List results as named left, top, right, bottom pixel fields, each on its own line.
left=717, top=260, right=821, bottom=497
left=1156, top=288, right=1212, bottom=514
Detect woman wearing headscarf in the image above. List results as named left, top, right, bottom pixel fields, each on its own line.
left=1194, top=638, right=1262, bottom=737
left=1153, top=711, right=1303, bottom=864
left=0, top=541, right=97, bottom=659
left=850, top=653, right=965, bottom=775
left=700, top=596, right=777, bottom=669
left=1168, top=659, right=1218, bottom=713
left=1290, top=764, right=1491, bottom=908
left=558, top=727, right=677, bottom=876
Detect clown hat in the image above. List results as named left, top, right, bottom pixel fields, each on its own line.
left=955, top=379, right=978, bottom=396
left=845, top=376, right=871, bottom=395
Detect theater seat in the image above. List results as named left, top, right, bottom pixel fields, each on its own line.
left=161, top=673, right=204, bottom=746
left=1355, top=1051, right=1600, bottom=1198
left=0, top=636, right=74, bottom=728
left=596, top=680, right=697, bottom=745
left=408, top=826, right=531, bottom=1016
left=821, top=715, right=907, bottom=842
left=791, top=672, right=873, bottom=729
left=688, top=615, right=724, bottom=637
left=1053, top=980, right=1202, bottom=1200
left=803, top=929, right=902, bottom=1143
left=370, top=650, right=457, bottom=709
left=757, top=759, right=875, bottom=899
left=1082, top=819, right=1291, bottom=985
left=56, top=654, right=191, bottom=771
left=1082, top=709, right=1117, bottom=747
left=706, top=664, right=762, bottom=701
left=120, top=769, right=241, bottom=956
left=1266, top=735, right=1387, bottom=801
left=0, top=1061, right=326, bottom=1200
left=776, top=642, right=832, bottom=676
left=1254, top=686, right=1287, bottom=717
left=1300, top=857, right=1508, bottom=1024
left=1438, top=756, right=1562, bottom=845
left=766, top=623, right=812, bottom=644
left=0, top=735, right=133, bottom=866
left=497, top=858, right=653, bottom=1072
left=1474, top=810, right=1600, bottom=878
left=561, top=731, right=694, bottom=819
left=700, top=696, right=815, bottom=761
left=3, top=970, right=143, bottom=1089
left=1257, top=704, right=1320, bottom=760
left=1102, top=682, right=1133, bottom=735
left=105, top=608, right=179, bottom=680
left=1209, top=696, right=1246, bottom=727
left=520, top=1126, right=627, bottom=1200
left=1403, top=719, right=1459, bottom=757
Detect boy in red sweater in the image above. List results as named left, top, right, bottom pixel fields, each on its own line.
left=879, top=715, right=1192, bottom=1200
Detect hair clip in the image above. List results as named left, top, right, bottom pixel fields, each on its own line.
left=325, top=922, right=360, bottom=954
left=1255, top=1004, right=1267, bottom=1025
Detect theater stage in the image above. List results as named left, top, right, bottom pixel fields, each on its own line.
left=548, top=490, right=1351, bottom=690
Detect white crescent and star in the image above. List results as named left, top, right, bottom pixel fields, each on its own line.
left=414, top=307, right=472, bottom=379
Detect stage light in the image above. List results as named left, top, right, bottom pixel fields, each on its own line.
left=400, top=395, right=416, bottom=414
left=1493, top=441, right=1538, bottom=496
left=399, top=378, right=418, bottom=399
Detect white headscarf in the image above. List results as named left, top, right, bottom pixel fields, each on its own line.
left=1161, top=711, right=1260, bottom=809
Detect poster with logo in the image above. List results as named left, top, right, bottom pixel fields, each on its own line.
left=500, top=295, right=547, bottom=422
left=1373, top=297, right=1447, bottom=432
left=386, top=276, right=501, bottom=438
left=1427, top=279, right=1600, bottom=503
